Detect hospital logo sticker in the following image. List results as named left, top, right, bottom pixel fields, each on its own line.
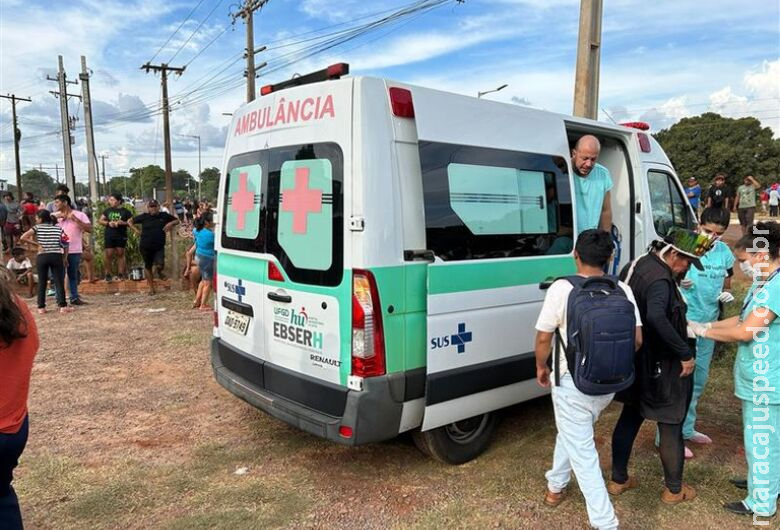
left=431, top=323, right=473, bottom=354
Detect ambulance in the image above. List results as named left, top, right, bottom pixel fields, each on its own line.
left=211, top=63, right=695, bottom=464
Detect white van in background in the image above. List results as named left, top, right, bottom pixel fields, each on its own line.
left=210, top=63, right=695, bottom=463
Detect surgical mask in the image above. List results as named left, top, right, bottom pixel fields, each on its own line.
left=740, top=261, right=754, bottom=278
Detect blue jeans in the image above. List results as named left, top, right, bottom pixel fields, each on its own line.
left=64, top=253, right=82, bottom=302
left=546, top=374, right=618, bottom=530
left=682, top=336, right=715, bottom=439
left=0, top=415, right=28, bottom=530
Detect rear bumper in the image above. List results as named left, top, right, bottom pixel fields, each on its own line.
left=211, top=337, right=416, bottom=445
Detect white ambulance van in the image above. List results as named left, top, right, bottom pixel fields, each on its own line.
left=211, top=63, right=695, bottom=464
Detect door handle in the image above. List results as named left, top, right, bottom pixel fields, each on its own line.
left=267, top=292, right=292, bottom=303
left=539, top=278, right=556, bottom=290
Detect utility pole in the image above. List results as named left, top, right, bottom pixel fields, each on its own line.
left=231, top=0, right=270, bottom=102
left=47, top=56, right=81, bottom=201
left=80, top=56, right=99, bottom=206
left=0, top=94, right=31, bottom=195
left=182, top=134, right=201, bottom=197
left=141, top=61, right=185, bottom=280
left=572, top=0, right=603, bottom=119
left=99, top=154, right=108, bottom=196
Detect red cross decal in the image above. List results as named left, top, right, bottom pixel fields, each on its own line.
left=230, top=172, right=256, bottom=230
left=282, top=167, right=322, bottom=234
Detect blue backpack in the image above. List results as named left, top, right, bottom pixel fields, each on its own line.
left=554, top=275, right=636, bottom=395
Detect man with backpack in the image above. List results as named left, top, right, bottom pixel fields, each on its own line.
left=535, top=229, right=642, bottom=530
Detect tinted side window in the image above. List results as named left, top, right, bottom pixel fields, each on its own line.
left=648, top=170, right=694, bottom=236
left=420, top=141, right=573, bottom=261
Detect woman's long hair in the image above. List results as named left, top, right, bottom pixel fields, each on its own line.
left=0, top=278, right=27, bottom=347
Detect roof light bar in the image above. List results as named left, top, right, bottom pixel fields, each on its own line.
left=259, top=63, right=350, bottom=96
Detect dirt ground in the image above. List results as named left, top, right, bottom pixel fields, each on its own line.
left=13, top=223, right=772, bottom=529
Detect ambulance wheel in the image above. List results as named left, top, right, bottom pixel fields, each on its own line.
left=412, top=412, right=498, bottom=465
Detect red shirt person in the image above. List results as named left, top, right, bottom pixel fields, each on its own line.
left=0, top=281, right=39, bottom=529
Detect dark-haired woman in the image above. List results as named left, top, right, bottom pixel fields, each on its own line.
left=19, top=210, right=72, bottom=314
left=0, top=275, right=40, bottom=529
left=678, top=207, right=734, bottom=457
left=690, top=221, right=780, bottom=519
left=192, top=212, right=215, bottom=310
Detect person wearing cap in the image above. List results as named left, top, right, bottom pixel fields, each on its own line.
left=607, top=227, right=714, bottom=505
left=571, top=135, right=612, bottom=234
left=735, top=175, right=761, bottom=235
left=128, top=200, right=178, bottom=295
left=706, top=173, right=733, bottom=212
left=685, top=177, right=702, bottom=215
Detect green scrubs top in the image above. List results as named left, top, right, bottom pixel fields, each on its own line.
left=573, top=163, right=612, bottom=234
left=735, top=272, right=780, bottom=404
left=684, top=240, right=735, bottom=322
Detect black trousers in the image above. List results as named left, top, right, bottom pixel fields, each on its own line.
left=0, top=415, right=28, bottom=530
left=36, top=253, right=66, bottom=309
left=611, top=404, right=685, bottom=493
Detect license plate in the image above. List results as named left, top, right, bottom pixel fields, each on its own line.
left=224, top=310, right=250, bottom=335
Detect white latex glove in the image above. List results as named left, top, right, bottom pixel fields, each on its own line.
left=680, top=278, right=694, bottom=289
left=718, top=291, right=735, bottom=304
left=688, top=321, right=712, bottom=337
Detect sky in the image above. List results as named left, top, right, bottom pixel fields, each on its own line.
left=0, top=0, right=778, bottom=191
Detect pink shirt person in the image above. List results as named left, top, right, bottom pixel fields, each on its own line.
left=55, top=209, right=90, bottom=253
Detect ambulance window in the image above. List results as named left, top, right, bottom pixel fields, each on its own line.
left=225, top=164, right=262, bottom=240
left=221, top=152, right=266, bottom=252
left=648, top=170, right=694, bottom=236
left=266, top=143, right=343, bottom=286
left=420, top=141, right=573, bottom=261
left=447, top=164, right=550, bottom=235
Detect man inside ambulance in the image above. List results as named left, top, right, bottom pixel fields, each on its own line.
left=571, top=135, right=612, bottom=234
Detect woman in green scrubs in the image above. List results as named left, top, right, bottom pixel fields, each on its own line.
left=690, top=221, right=780, bottom=519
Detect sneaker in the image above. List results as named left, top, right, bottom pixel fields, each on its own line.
left=105, top=274, right=112, bottom=282
left=37, top=308, right=47, bottom=314
left=607, top=476, right=639, bottom=495
left=70, top=298, right=87, bottom=306
left=730, top=478, right=748, bottom=490
left=661, top=484, right=697, bottom=504
left=157, top=270, right=167, bottom=281
left=46, top=289, right=55, bottom=297
left=543, top=488, right=567, bottom=507
left=684, top=446, right=694, bottom=459
left=687, top=431, right=712, bottom=445
left=59, top=306, right=75, bottom=314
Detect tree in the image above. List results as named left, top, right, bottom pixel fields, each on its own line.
left=199, top=167, right=220, bottom=201
left=20, top=169, right=56, bottom=199
left=654, top=113, right=780, bottom=191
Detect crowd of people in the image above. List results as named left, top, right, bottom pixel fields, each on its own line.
left=0, top=185, right=216, bottom=310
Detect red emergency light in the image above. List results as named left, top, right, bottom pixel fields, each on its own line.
left=620, top=121, right=650, bottom=131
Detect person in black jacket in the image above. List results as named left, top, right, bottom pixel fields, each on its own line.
left=607, top=228, right=715, bottom=504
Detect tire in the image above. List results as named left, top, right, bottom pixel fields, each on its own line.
left=413, top=412, right=498, bottom=465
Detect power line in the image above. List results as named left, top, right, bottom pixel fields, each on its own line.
left=168, top=0, right=226, bottom=64
left=148, top=0, right=208, bottom=64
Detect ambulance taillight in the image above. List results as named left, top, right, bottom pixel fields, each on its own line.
left=389, top=87, right=415, bottom=118
left=351, top=270, right=386, bottom=377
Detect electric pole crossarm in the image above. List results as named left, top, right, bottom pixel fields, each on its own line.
left=231, top=0, right=270, bottom=102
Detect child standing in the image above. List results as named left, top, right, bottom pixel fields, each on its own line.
left=680, top=207, right=734, bottom=456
